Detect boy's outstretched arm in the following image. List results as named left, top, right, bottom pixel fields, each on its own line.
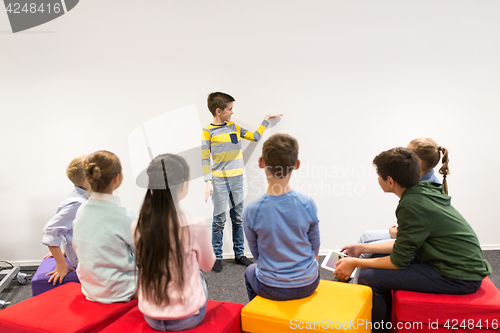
left=239, top=114, right=283, bottom=142
left=264, top=114, right=283, bottom=121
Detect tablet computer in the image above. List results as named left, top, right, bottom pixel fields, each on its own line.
left=321, top=250, right=347, bottom=272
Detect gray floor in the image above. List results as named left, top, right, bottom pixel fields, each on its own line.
left=1, top=250, right=499, bottom=308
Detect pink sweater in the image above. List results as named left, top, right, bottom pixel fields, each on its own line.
left=131, top=214, right=215, bottom=320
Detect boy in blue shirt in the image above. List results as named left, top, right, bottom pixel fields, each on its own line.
left=243, top=133, right=320, bottom=301
left=42, top=155, right=90, bottom=285
left=202, top=92, right=282, bottom=272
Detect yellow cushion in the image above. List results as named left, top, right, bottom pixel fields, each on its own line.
left=241, top=280, right=372, bottom=333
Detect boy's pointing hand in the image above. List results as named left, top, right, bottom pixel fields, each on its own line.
left=265, top=114, right=283, bottom=120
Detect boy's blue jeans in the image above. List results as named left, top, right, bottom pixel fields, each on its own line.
left=211, top=175, right=245, bottom=260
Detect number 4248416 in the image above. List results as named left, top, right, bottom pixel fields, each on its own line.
left=443, top=319, right=498, bottom=330
left=6, top=3, right=62, bottom=14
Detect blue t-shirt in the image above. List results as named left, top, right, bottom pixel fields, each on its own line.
left=420, top=170, right=440, bottom=183
left=243, top=190, right=320, bottom=288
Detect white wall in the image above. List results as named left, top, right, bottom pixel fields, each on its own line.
left=1, top=0, right=499, bottom=264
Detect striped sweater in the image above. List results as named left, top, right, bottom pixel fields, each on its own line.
left=202, top=120, right=270, bottom=181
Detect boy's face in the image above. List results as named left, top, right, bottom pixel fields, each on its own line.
left=377, top=174, right=392, bottom=193
left=217, top=102, right=233, bottom=122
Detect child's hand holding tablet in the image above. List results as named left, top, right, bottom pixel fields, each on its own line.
left=321, top=250, right=347, bottom=272
left=321, top=250, right=357, bottom=281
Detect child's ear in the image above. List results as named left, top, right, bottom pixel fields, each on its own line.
left=387, top=176, right=395, bottom=189
left=294, top=159, right=301, bottom=170
left=258, top=157, right=266, bottom=169
left=216, top=108, right=221, bottom=115
left=112, top=173, right=122, bottom=186
left=82, top=178, right=91, bottom=191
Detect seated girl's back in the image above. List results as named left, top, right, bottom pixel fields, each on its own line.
left=134, top=154, right=215, bottom=331
left=133, top=214, right=213, bottom=319
left=73, top=150, right=137, bottom=303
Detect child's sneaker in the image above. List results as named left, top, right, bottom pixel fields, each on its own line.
left=212, top=259, right=222, bottom=272
left=234, top=256, right=253, bottom=266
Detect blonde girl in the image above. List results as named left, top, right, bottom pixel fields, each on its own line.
left=73, top=150, right=137, bottom=303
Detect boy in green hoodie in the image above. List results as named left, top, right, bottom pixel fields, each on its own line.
left=334, top=147, right=491, bottom=333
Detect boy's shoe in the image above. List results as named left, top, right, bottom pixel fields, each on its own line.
left=234, top=256, right=253, bottom=266
left=212, top=260, right=222, bottom=272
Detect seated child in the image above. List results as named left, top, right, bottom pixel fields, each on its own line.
left=358, top=138, right=450, bottom=247
left=243, top=133, right=320, bottom=301
left=73, top=150, right=137, bottom=303
left=334, top=147, right=491, bottom=333
left=133, top=154, right=215, bottom=331
left=42, top=155, right=90, bottom=285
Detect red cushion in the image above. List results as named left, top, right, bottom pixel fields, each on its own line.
left=100, top=300, right=244, bottom=333
left=0, top=282, right=137, bottom=333
left=393, top=277, right=500, bottom=324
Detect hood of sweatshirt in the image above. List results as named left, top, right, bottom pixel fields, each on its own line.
left=401, top=180, right=451, bottom=206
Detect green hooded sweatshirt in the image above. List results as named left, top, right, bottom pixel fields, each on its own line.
left=390, top=181, right=491, bottom=281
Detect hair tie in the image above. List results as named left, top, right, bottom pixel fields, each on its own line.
left=438, top=146, right=442, bottom=152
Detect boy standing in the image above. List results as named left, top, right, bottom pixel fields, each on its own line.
left=243, top=133, right=320, bottom=301
left=334, top=147, right=491, bottom=333
left=202, top=92, right=282, bottom=272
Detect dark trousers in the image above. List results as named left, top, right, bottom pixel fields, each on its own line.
left=244, top=263, right=320, bottom=302
left=358, top=257, right=482, bottom=333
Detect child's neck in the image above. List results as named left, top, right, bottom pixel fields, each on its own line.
left=266, top=177, right=292, bottom=196
left=212, top=117, right=225, bottom=125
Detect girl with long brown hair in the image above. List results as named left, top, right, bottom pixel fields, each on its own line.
left=133, top=154, right=215, bottom=331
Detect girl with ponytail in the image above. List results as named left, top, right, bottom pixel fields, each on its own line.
left=133, top=154, right=215, bottom=331
left=407, top=137, right=450, bottom=194
left=73, top=150, right=138, bottom=303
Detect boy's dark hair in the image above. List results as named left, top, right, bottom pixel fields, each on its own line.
left=207, top=92, right=235, bottom=116
left=262, top=133, right=298, bottom=178
left=373, top=147, right=420, bottom=188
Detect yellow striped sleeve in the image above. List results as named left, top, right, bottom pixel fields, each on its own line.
left=202, top=130, right=211, bottom=141
left=202, top=149, right=211, bottom=160
left=202, top=164, right=211, bottom=175
left=256, top=124, right=267, bottom=135
left=243, top=131, right=254, bottom=141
